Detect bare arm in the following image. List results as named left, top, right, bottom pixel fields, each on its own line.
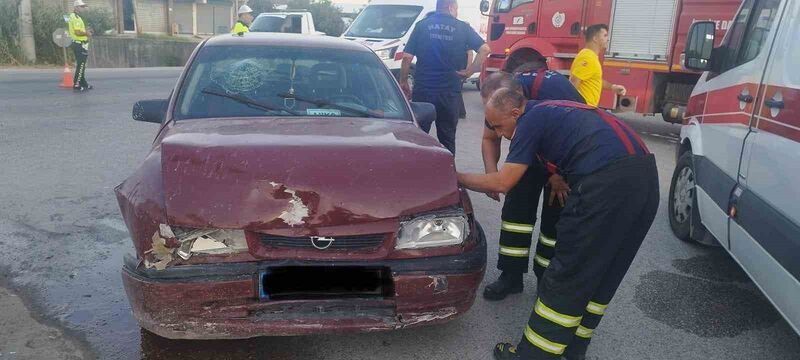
left=569, top=75, right=582, bottom=89
left=481, top=127, right=502, bottom=174
left=457, top=163, right=529, bottom=194
left=399, top=53, right=414, bottom=98
left=459, top=44, right=491, bottom=78
left=604, top=79, right=626, bottom=95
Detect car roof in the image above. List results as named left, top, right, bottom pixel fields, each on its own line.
left=204, top=33, right=371, bottom=53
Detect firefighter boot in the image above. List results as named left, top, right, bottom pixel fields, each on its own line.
left=493, top=343, right=521, bottom=359
left=483, top=272, right=523, bottom=301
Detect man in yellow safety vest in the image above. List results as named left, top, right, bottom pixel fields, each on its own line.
left=232, top=5, right=254, bottom=34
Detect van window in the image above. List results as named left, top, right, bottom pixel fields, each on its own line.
left=736, top=0, right=781, bottom=65
left=344, top=5, right=423, bottom=39
left=718, top=0, right=755, bottom=73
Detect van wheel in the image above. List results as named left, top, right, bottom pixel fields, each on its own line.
left=669, top=152, right=698, bottom=242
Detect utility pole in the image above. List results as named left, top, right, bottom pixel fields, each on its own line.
left=18, top=0, right=37, bottom=63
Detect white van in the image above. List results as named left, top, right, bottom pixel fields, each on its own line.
left=670, top=0, right=799, bottom=334
left=342, top=0, right=488, bottom=84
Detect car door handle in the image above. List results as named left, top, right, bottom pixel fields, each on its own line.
left=738, top=94, right=754, bottom=103
left=765, top=98, right=785, bottom=109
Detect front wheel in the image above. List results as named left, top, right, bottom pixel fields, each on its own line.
left=669, top=152, right=695, bottom=240
left=668, top=151, right=716, bottom=245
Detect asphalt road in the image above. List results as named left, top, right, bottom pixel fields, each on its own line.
left=0, top=68, right=798, bottom=360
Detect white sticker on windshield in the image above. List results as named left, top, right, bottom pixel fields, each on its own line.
left=307, top=109, right=342, bottom=116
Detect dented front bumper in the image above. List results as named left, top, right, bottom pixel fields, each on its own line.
left=121, top=226, right=486, bottom=340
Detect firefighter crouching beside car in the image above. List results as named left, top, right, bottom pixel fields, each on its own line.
left=458, top=89, right=659, bottom=360
left=478, top=66, right=586, bottom=301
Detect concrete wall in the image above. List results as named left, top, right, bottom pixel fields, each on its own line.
left=88, top=36, right=200, bottom=68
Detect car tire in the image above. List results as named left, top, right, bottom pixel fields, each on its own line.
left=669, top=152, right=694, bottom=241
left=669, top=151, right=716, bottom=245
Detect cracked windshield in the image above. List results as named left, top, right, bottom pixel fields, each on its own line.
left=175, top=45, right=410, bottom=120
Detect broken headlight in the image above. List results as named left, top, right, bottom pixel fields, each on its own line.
left=161, top=225, right=249, bottom=260
left=375, top=46, right=398, bottom=60
left=396, top=211, right=469, bottom=250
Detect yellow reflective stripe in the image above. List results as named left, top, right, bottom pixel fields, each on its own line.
left=499, top=246, right=530, bottom=258
left=501, top=221, right=534, bottom=234
left=534, top=254, right=551, bottom=267
left=535, top=299, right=582, bottom=328
left=586, top=301, right=608, bottom=315
left=539, top=234, right=556, bottom=247
left=576, top=325, right=594, bottom=338
left=524, top=326, right=567, bottom=355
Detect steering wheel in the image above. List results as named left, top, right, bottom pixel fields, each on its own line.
left=329, top=94, right=365, bottom=107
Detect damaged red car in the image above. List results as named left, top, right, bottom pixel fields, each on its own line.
left=117, top=33, right=486, bottom=339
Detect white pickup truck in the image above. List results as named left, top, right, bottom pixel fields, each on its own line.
left=249, top=12, right=325, bottom=35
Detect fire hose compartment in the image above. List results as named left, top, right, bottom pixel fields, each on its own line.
left=259, top=266, right=394, bottom=301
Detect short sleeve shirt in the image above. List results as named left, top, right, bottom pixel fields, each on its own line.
left=506, top=101, right=645, bottom=176
left=68, top=13, right=88, bottom=42
left=516, top=70, right=586, bottom=103
left=404, top=12, right=485, bottom=94
left=570, top=49, right=603, bottom=107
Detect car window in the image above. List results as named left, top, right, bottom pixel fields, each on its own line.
left=736, top=0, right=781, bottom=65
left=250, top=15, right=303, bottom=34
left=345, top=5, right=423, bottom=39
left=174, top=45, right=411, bottom=121
left=718, top=0, right=755, bottom=73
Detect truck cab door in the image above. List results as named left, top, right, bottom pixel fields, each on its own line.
left=731, top=0, right=800, bottom=333
left=538, top=0, right=586, bottom=38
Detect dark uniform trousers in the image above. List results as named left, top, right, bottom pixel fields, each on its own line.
left=412, top=91, right=461, bottom=154
left=71, top=41, right=89, bottom=88
left=498, top=161, right=562, bottom=278
left=516, top=155, right=660, bottom=359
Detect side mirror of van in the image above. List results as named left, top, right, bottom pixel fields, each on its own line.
left=684, top=21, right=716, bottom=72
left=480, top=0, right=491, bottom=15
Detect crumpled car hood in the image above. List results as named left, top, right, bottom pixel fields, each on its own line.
left=159, top=117, right=459, bottom=233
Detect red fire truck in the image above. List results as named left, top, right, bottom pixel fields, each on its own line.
left=479, top=0, right=742, bottom=123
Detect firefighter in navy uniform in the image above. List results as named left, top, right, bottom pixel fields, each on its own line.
left=232, top=5, right=254, bottom=34
left=458, top=89, right=659, bottom=360
left=480, top=66, right=586, bottom=301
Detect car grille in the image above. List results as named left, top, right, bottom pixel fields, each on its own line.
left=258, top=233, right=387, bottom=250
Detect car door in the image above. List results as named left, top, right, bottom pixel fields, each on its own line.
left=731, top=0, right=800, bottom=334
left=687, top=0, right=767, bottom=244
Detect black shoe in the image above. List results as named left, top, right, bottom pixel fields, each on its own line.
left=563, top=354, right=586, bottom=360
left=483, top=272, right=523, bottom=301
left=86, top=85, right=93, bottom=90
left=73, top=86, right=89, bottom=93
left=494, top=343, right=521, bottom=359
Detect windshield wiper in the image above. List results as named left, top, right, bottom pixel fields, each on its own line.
left=277, top=92, right=384, bottom=119
left=202, top=88, right=301, bottom=116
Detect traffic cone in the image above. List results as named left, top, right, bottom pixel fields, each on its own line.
left=60, top=64, right=74, bottom=88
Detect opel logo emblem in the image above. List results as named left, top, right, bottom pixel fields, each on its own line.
left=310, top=236, right=335, bottom=250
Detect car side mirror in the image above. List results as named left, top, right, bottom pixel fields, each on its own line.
left=132, top=99, right=168, bottom=124
left=684, top=21, right=716, bottom=72
left=480, top=0, right=491, bottom=15
left=411, top=102, right=436, bottom=129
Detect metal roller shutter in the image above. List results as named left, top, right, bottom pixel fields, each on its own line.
left=135, top=0, right=167, bottom=33
left=174, top=2, right=194, bottom=34
left=608, top=0, right=678, bottom=61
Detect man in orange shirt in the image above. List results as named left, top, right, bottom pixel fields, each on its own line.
left=570, top=24, right=626, bottom=107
